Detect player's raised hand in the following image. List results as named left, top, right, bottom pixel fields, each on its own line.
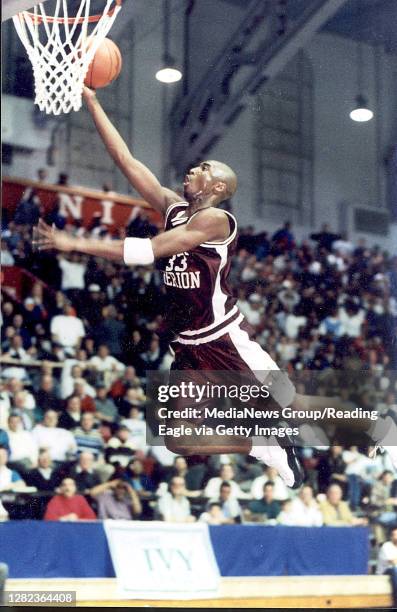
left=32, top=219, right=74, bottom=253
left=82, top=85, right=97, bottom=102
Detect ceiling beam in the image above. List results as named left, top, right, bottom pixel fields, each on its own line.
left=170, top=0, right=348, bottom=174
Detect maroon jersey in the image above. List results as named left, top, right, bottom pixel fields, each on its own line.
left=156, top=202, right=241, bottom=339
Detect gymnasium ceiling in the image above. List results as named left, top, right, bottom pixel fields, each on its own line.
left=219, top=0, right=397, bottom=51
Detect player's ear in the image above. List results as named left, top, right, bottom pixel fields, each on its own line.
left=213, top=181, right=226, bottom=195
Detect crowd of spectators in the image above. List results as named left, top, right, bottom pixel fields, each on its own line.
left=1, top=185, right=397, bottom=573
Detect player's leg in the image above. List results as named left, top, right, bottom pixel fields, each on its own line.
left=164, top=427, right=297, bottom=488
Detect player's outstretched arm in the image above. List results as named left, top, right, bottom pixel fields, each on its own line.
left=33, top=219, right=124, bottom=261
left=150, top=208, right=230, bottom=259
left=83, top=87, right=178, bottom=215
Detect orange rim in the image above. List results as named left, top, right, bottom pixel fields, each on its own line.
left=21, top=0, right=122, bottom=25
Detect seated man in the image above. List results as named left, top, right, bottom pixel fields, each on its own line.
left=44, top=477, right=96, bottom=521
left=91, top=479, right=142, bottom=520
left=244, top=481, right=281, bottom=524
left=68, top=451, right=102, bottom=493
left=371, top=470, right=397, bottom=528
left=320, top=483, right=368, bottom=526
left=6, top=413, right=39, bottom=473
left=287, top=484, right=323, bottom=527
left=32, top=410, right=77, bottom=464
left=250, top=465, right=290, bottom=501
left=25, top=449, right=61, bottom=491
left=156, top=476, right=195, bottom=523
left=204, top=464, right=250, bottom=500
left=210, top=481, right=242, bottom=523
left=73, top=413, right=104, bottom=459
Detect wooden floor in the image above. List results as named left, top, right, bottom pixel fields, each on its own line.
left=6, top=576, right=393, bottom=608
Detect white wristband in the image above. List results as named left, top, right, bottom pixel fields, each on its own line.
left=123, top=237, right=155, bottom=265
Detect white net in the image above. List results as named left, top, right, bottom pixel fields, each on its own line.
left=12, top=0, right=122, bottom=115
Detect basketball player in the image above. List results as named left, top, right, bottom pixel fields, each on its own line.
left=34, top=87, right=397, bottom=486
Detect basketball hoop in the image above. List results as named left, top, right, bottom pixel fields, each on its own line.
left=12, top=0, right=122, bottom=115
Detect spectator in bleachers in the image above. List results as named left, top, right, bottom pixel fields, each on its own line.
left=199, top=501, right=233, bottom=525
left=43, top=477, right=96, bottom=521
left=121, top=406, right=147, bottom=454
left=50, top=303, right=85, bottom=357
left=156, top=476, right=195, bottom=523
left=250, top=466, right=289, bottom=502
left=209, top=481, right=242, bottom=523
left=117, top=386, right=146, bottom=419
left=57, top=253, right=87, bottom=304
left=318, top=445, right=348, bottom=494
left=285, top=484, right=323, bottom=527
left=70, top=379, right=96, bottom=413
left=91, top=479, right=142, bottom=520
left=370, top=471, right=397, bottom=528
left=124, top=458, right=155, bottom=498
left=73, top=413, right=104, bottom=459
left=204, top=464, right=250, bottom=500
left=58, top=396, right=82, bottom=430
left=68, top=451, right=102, bottom=493
left=320, top=484, right=367, bottom=526
left=105, top=425, right=137, bottom=468
left=10, top=390, right=36, bottom=430
left=89, top=344, right=125, bottom=386
left=0, top=447, right=26, bottom=492
left=34, top=374, right=59, bottom=414
left=167, top=456, right=204, bottom=497
left=94, top=305, right=126, bottom=360
left=25, top=449, right=61, bottom=492
left=271, top=222, right=295, bottom=255
left=6, top=413, right=38, bottom=472
left=244, top=482, right=281, bottom=524
left=32, top=409, right=77, bottom=463
left=94, top=384, right=118, bottom=424
left=310, top=223, right=340, bottom=252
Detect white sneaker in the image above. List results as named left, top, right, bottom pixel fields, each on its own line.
left=370, top=416, right=397, bottom=469
left=250, top=436, right=295, bottom=487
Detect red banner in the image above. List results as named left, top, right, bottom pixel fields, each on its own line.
left=2, top=176, right=161, bottom=230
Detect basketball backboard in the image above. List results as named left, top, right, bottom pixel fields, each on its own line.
left=2, top=0, right=49, bottom=21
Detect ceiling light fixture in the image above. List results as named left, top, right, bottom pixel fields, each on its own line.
left=350, top=42, right=373, bottom=123
left=156, top=0, right=182, bottom=84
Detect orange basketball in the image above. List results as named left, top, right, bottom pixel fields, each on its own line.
left=84, top=38, right=122, bottom=89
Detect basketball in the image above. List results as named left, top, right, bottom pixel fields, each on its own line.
left=84, top=38, right=122, bottom=89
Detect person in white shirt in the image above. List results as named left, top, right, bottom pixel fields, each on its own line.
left=7, top=413, right=38, bottom=469
left=204, top=464, right=251, bottom=500
left=236, top=293, right=264, bottom=327
left=287, top=485, right=323, bottom=527
left=121, top=406, right=148, bottom=454
left=32, top=410, right=77, bottom=463
left=251, top=466, right=289, bottom=501
left=89, top=344, right=125, bottom=386
left=50, top=304, right=85, bottom=356
left=156, top=476, right=195, bottom=522
left=58, top=253, right=86, bottom=291
left=338, top=304, right=365, bottom=338
left=284, top=310, right=307, bottom=340
left=377, top=528, right=397, bottom=606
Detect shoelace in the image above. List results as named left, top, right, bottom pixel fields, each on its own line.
left=369, top=444, right=382, bottom=459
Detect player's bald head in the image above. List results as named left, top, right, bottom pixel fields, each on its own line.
left=205, top=160, right=237, bottom=201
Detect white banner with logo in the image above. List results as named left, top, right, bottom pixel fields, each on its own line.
left=103, top=520, right=221, bottom=599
